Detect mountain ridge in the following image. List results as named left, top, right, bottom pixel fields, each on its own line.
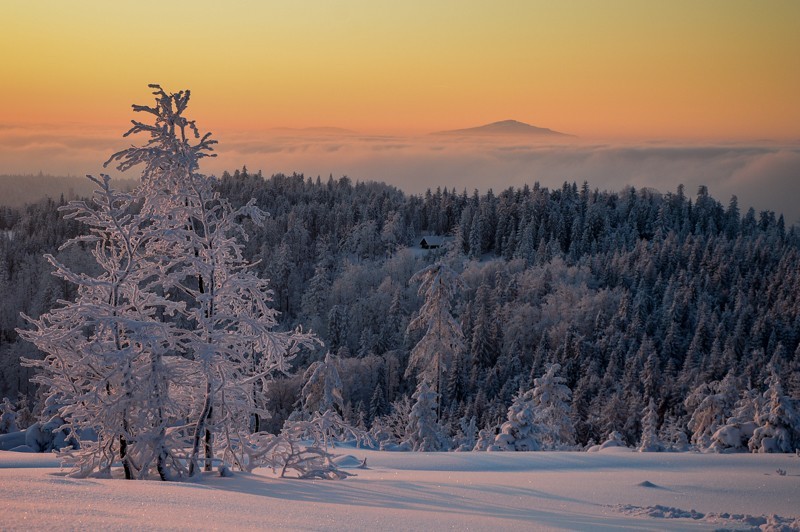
left=432, top=119, right=571, bottom=137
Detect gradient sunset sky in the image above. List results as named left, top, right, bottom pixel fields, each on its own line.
left=3, top=1, right=800, bottom=222
left=3, top=0, right=799, bottom=139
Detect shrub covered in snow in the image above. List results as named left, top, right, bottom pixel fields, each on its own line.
left=709, top=388, right=760, bottom=453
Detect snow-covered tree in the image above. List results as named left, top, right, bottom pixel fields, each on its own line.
left=638, top=398, right=663, bottom=452
left=405, top=262, right=465, bottom=418
left=709, top=388, right=760, bottom=453
left=473, top=424, right=498, bottom=451
left=453, top=415, right=478, bottom=451
left=0, top=397, right=17, bottom=434
left=531, top=363, right=575, bottom=449
left=685, top=372, right=738, bottom=450
left=300, top=352, right=344, bottom=416
left=374, top=395, right=413, bottom=447
left=108, top=85, right=317, bottom=477
left=19, top=176, right=181, bottom=479
left=491, top=388, right=542, bottom=451
left=19, top=86, right=316, bottom=480
left=490, top=363, right=575, bottom=452
left=404, top=381, right=447, bottom=451
left=657, top=415, right=690, bottom=452
left=749, top=369, right=799, bottom=453
left=288, top=352, right=368, bottom=450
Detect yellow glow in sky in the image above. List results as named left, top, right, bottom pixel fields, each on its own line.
left=2, top=0, right=799, bottom=140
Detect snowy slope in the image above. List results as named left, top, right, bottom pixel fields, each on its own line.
left=1, top=449, right=798, bottom=531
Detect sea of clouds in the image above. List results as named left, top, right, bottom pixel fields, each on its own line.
left=2, top=124, right=799, bottom=224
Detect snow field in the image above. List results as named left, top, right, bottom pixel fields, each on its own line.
left=1, top=449, right=798, bottom=531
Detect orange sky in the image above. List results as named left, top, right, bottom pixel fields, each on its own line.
left=2, top=1, right=799, bottom=140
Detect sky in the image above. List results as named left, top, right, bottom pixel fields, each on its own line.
left=2, top=1, right=799, bottom=220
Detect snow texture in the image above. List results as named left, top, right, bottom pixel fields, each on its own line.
left=1, top=450, right=799, bottom=530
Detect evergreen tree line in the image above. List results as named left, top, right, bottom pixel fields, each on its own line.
left=2, top=167, right=799, bottom=451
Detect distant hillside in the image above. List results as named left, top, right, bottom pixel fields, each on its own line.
left=432, top=119, right=571, bottom=137
left=0, top=174, right=137, bottom=207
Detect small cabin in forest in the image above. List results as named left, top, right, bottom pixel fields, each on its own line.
left=419, top=235, right=445, bottom=249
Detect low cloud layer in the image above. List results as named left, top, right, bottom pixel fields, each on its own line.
left=2, top=125, right=799, bottom=224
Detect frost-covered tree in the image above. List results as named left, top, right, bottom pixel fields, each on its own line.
left=106, top=85, right=317, bottom=477
left=288, top=352, right=367, bottom=450
left=638, top=398, right=663, bottom=452
left=404, top=381, right=447, bottom=451
left=300, top=352, right=344, bottom=416
left=709, top=388, right=760, bottom=453
left=531, top=363, right=575, bottom=449
left=371, top=395, right=411, bottom=446
left=405, top=262, right=465, bottom=417
left=453, top=415, right=478, bottom=451
left=493, top=363, right=574, bottom=451
left=0, top=397, right=17, bottom=434
left=685, top=372, right=738, bottom=450
left=19, top=176, right=181, bottom=479
left=749, top=369, right=800, bottom=453
left=473, top=424, right=498, bottom=451
left=491, top=388, right=542, bottom=451
left=19, top=86, right=316, bottom=480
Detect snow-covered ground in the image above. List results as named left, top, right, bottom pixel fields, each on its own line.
left=1, top=448, right=798, bottom=531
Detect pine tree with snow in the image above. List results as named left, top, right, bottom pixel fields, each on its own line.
left=369, top=383, right=389, bottom=421
left=685, top=372, right=739, bottom=450
left=301, top=352, right=344, bottom=416
left=638, top=398, right=663, bottom=452
left=492, top=388, right=542, bottom=451
left=0, top=397, right=17, bottom=434
left=531, top=363, right=575, bottom=449
left=404, top=381, right=447, bottom=451
left=749, top=369, right=800, bottom=453
left=405, top=261, right=465, bottom=418
left=659, top=416, right=690, bottom=452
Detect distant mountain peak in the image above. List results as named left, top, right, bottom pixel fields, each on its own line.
left=432, top=120, right=571, bottom=137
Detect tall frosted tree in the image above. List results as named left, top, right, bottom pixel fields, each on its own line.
left=20, top=86, right=315, bottom=480
left=405, top=261, right=465, bottom=418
